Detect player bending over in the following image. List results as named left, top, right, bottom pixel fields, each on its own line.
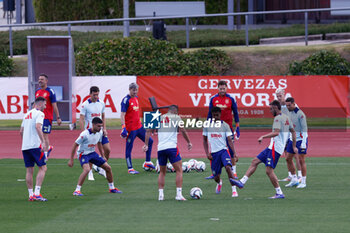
left=203, top=107, right=239, bottom=198
left=20, top=97, right=53, bottom=201
left=284, top=97, right=308, bottom=188
left=68, top=117, right=122, bottom=196
left=231, top=100, right=298, bottom=199
left=143, top=105, right=192, bottom=201
left=120, top=83, right=154, bottom=174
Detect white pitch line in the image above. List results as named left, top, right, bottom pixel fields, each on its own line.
left=1, top=162, right=350, bottom=166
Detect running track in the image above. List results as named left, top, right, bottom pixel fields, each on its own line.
left=1, top=129, right=349, bottom=159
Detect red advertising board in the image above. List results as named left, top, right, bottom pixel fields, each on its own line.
left=137, top=76, right=350, bottom=118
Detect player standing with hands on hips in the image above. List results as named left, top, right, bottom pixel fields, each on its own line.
left=284, top=97, right=308, bottom=189
left=120, top=83, right=155, bottom=174
left=20, top=97, right=53, bottom=201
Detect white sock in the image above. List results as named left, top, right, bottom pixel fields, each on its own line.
left=108, top=183, right=115, bottom=190
left=28, top=189, right=34, bottom=197
left=159, top=189, right=164, bottom=196
left=275, top=187, right=283, bottom=195
left=291, top=174, right=297, bottom=181
left=240, top=175, right=249, bottom=184
left=88, top=170, right=93, bottom=176
left=231, top=165, right=236, bottom=174
left=302, top=176, right=306, bottom=184
left=75, top=185, right=81, bottom=192
left=219, top=179, right=222, bottom=185
left=34, top=186, right=41, bottom=196
left=298, top=170, right=302, bottom=178
left=232, top=185, right=237, bottom=192
left=288, top=171, right=292, bottom=177
left=176, top=187, right=182, bottom=196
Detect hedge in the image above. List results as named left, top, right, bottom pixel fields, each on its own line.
left=289, top=50, right=350, bottom=75
left=75, top=37, right=231, bottom=75
left=0, top=52, right=14, bottom=76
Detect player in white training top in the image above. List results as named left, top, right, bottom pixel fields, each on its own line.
left=20, top=97, right=53, bottom=202
left=143, top=105, right=192, bottom=201
left=203, top=107, right=239, bottom=198
left=275, top=88, right=302, bottom=182
left=285, top=97, right=308, bottom=189
left=231, top=100, right=298, bottom=199
left=80, top=86, right=111, bottom=180
left=68, top=117, right=122, bottom=196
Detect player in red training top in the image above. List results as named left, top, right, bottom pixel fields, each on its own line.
left=120, top=83, right=154, bottom=174
left=35, top=74, right=62, bottom=147
left=207, top=80, right=240, bottom=195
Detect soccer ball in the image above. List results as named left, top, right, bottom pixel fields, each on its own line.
left=195, top=161, right=206, bottom=172
left=190, top=187, right=203, bottom=199
left=182, top=162, right=191, bottom=173
left=188, top=159, right=198, bottom=170
left=143, top=161, right=155, bottom=171
left=167, top=162, right=175, bottom=173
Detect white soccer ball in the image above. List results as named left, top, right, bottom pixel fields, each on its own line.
left=195, top=161, right=206, bottom=172
left=190, top=187, right=203, bottom=199
left=182, top=162, right=191, bottom=173
left=167, top=162, right=175, bottom=173
left=188, top=159, right=198, bottom=170
left=143, top=161, right=155, bottom=171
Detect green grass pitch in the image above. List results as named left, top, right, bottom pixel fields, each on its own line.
left=1, top=157, right=350, bottom=233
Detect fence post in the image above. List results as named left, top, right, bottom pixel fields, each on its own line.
left=68, top=23, right=71, bottom=36
left=305, top=12, right=308, bottom=46
left=123, top=0, right=130, bottom=37
left=228, top=0, right=234, bottom=30
left=9, top=26, right=13, bottom=58
left=186, top=17, right=190, bottom=48
left=245, top=14, right=249, bottom=46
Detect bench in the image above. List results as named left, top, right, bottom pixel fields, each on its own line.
left=135, top=1, right=205, bottom=31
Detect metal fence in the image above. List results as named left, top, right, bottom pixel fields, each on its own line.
left=1, top=7, right=350, bottom=57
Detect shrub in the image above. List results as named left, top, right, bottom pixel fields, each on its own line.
left=289, top=50, right=350, bottom=75
left=181, top=48, right=231, bottom=75
left=75, top=37, right=231, bottom=76
left=0, top=52, right=14, bottom=76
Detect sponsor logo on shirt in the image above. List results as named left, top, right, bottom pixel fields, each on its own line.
left=88, top=144, right=95, bottom=148
left=91, top=113, right=101, bottom=117
left=211, top=134, right=222, bottom=138
left=216, top=104, right=228, bottom=109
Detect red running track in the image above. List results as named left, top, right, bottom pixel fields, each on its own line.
left=1, top=129, right=349, bottom=159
